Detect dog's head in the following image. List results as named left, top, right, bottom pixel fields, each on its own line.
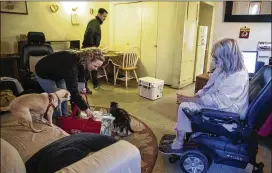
left=55, top=89, right=71, bottom=102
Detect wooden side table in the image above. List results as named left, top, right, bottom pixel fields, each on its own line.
left=195, top=73, right=210, bottom=93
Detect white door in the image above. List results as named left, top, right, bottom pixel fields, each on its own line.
left=156, top=2, right=178, bottom=84
left=139, top=1, right=159, bottom=78
left=113, top=3, right=142, bottom=51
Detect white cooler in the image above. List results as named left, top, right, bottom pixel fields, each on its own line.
left=138, top=77, right=164, bottom=100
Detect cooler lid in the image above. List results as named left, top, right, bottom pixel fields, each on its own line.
left=139, top=77, right=164, bottom=84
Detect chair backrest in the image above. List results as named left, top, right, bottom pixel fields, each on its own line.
left=122, top=47, right=140, bottom=68
left=255, top=61, right=265, bottom=73
left=245, top=65, right=272, bottom=130
left=20, top=32, right=54, bottom=71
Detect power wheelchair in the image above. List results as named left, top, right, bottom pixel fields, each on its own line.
left=159, top=65, right=272, bottom=173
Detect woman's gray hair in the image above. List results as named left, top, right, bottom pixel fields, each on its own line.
left=212, top=38, right=245, bottom=75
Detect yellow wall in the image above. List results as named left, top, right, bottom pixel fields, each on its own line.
left=1, top=1, right=109, bottom=53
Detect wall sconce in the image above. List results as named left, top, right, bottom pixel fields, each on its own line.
left=72, top=7, right=78, bottom=12
left=90, top=8, right=94, bottom=15
left=71, top=7, right=80, bottom=25
left=50, top=4, right=59, bottom=13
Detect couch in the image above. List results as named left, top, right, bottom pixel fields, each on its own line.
left=0, top=113, right=141, bottom=173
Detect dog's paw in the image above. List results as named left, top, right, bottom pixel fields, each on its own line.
left=18, top=121, right=28, bottom=126
left=47, top=123, right=54, bottom=127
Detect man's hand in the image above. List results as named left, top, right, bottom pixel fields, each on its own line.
left=84, top=108, right=95, bottom=119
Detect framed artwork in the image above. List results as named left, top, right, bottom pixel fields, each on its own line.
left=0, top=1, right=28, bottom=15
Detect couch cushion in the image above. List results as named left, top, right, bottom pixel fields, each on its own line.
left=1, top=138, right=26, bottom=173
left=0, top=113, right=69, bottom=162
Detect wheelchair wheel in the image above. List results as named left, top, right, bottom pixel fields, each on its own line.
left=180, top=150, right=209, bottom=173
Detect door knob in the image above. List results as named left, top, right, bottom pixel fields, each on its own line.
left=154, top=45, right=157, bottom=48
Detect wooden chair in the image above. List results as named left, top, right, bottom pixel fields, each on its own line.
left=97, top=61, right=109, bottom=81
left=114, top=47, right=140, bottom=87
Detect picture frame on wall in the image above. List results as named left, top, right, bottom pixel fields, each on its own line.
left=0, top=1, right=28, bottom=15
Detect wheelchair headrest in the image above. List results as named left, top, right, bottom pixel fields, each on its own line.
left=245, top=65, right=272, bottom=130
left=27, top=32, right=45, bottom=43
left=20, top=32, right=53, bottom=70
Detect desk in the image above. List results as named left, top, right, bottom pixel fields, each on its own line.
left=18, top=40, right=80, bottom=54
left=195, top=73, right=210, bottom=93
left=0, top=54, right=20, bottom=79
left=46, top=40, right=80, bottom=50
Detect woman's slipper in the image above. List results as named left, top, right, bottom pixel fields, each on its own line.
left=159, top=144, right=183, bottom=155
left=161, top=140, right=174, bottom=145
left=160, top=134, right=176, bottom=145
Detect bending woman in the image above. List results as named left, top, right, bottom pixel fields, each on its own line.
left=35, top=48, right=104, bottom=118
left=161, top=38, right=249, bottom=153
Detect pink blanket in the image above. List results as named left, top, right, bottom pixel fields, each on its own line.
left=257, top=112, right=272, bottom=137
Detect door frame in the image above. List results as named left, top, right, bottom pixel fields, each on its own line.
left=201, top=2, right=215, bottom=73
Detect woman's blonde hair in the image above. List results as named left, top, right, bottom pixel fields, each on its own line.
left=71, top=47, right=105, bottom=65
left=212, top=38, right=245, bottom=75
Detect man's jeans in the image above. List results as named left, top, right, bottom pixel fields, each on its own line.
left=37, top=76, right=68, bottom=117
left=85, top=70, right=99, bottom=88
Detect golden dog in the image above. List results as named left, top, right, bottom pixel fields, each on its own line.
left=1, top=89, right=70, bottom=133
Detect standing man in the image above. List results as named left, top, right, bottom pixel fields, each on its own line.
left=82, top=8, right=108, bottom=91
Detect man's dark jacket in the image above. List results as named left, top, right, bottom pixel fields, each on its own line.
left=82, top=16, right=102, bottom=48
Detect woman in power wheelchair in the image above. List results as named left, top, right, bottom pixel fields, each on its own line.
left=159, top=38, right=272, bottom=173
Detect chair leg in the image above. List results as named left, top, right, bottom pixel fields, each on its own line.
left=114, top=68, right=119, bottom=86
left=103, top=67, right=108, bottom=81
left=133, top=70, right=139, bottom=83
left=113, top=65, right=116, bottom=83
left=125, top=71, right=128, bottom=88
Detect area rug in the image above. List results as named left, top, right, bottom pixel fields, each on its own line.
left=92, top=106, right=158, bottom=173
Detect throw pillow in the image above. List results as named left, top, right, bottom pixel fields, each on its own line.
left=25, top=133, right=117, bottom=173
left=0, top=90, right=16, bottom=111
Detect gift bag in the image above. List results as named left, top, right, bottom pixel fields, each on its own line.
left=57, top=93, right=101, bottom=134
left=100, top=114, right=115, bottom=136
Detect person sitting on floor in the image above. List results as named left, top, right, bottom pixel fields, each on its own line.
left=160, top=38, right=249, bottom=153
